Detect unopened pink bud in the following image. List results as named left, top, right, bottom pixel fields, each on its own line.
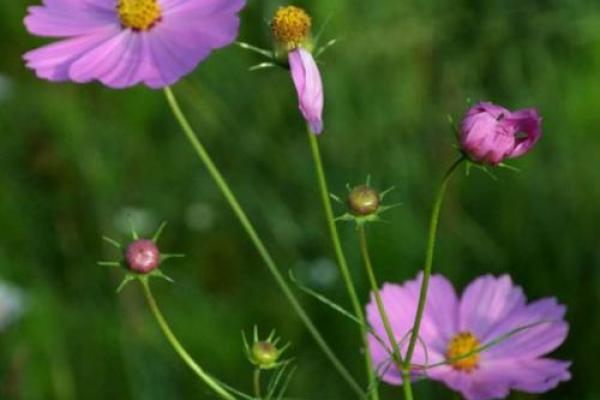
left=125, top=239, right=160, bottom=274
left=460, top=102, right=542, bottom=166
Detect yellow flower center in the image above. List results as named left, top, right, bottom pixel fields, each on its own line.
left=271, top=6, right=312, bottom=50
left=445, top=332, right=481, bottom=372
left=117, top=0, right=162, bottom=31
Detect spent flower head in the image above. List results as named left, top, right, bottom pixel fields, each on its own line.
left=367, top=273, right=570, bottom=400
left=24, top=0, right=245, bottom=88
left=99, top=221, right=183, bottom=292
left=243, top=326, right=291, bottom=370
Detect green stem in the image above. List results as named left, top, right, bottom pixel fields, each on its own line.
left=402, top=158, right=465, bottom=376
left=253, top=369, right=261, bottom=399
left=140, top=279, right=235, bottom=400
left=307, top=132, right=379, bottom=400
left=357, top=225, right=404, bottom=367
left=403, top=380, right=414, bottom=400
left=163, top=87, right=364, bottom=399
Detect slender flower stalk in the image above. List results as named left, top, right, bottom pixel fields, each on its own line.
left=307, top=131, right=378, bottom=400
left=253, top=369, right=262, bottom=399
left=357, top=225, right=412, bottom=400
left=163, top=87, right=364, bottom=398
left=140, top=278, right=235, bottom=400
left=402, top=157, right=466, bottom=381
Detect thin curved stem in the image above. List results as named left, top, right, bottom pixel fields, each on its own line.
left=253, top=369, right=261, bottom=399
left=357, top=225, right=404, bottom=366
left=163, top=87, right=365, bottom=399
left=357, top=225, right=414, bottom=400
left=307, top=131, right=379, bottom=400
left=140, top=279, right=235, bottom=400
left=402, top=157, right=465, bottom=374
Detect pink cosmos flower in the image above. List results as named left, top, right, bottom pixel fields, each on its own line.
left=460, top=102, right=542, bottom=165
left=24, top=0, right=245, bottom=89
left=367, top=273, right=570, bottom=400
left=289, top=48, right=323, bottom=134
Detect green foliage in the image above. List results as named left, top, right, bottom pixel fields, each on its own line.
left=1, top=0, right=599, bottom=399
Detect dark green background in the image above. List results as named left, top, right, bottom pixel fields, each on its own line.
left=1, top=0, right=598, bottom=398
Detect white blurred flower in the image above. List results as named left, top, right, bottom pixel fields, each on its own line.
left=185, top=202, right=216, bottom=232
left=113, top=207, right=158, bottom=237
left=307, top=257, right=339, bottom=289
left=0, top=281, right=25, bottom=330
left=0, top=74, right=14, bottom=103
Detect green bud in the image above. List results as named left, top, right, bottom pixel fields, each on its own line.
left=251, top=341, right=279, bottom=368
left=347, top=185, right=380, bottom=216
left=243, top=327, right=290, bottom=370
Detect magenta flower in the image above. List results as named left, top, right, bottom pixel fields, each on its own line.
left=24, top=0, right=245, bottom=89
left=460, top=102, right=542, bottom=165
left=367, top=273, right=570, bottom=400
left=289, top=48, right=324, bottom=134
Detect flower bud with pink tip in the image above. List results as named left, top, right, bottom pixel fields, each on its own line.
left=100, top=222, right=181, bottom=292
left=460, top=102, right=542, bottom=166
left=126, top=239, right=161, bottom=274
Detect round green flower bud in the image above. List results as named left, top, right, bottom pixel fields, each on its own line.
left=348, top=185, right=380, bottom=216
left=251, top=341, right=279, bottom=368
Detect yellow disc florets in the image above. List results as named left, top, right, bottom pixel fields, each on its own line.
left=117, top=0, right=162, bottom=31
left=445, top=332, right=481, bottom=372
left=271, top=6, right=312, bottom=50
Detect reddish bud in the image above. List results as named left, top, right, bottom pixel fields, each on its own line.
left=125, top=239, right=160, bottom=274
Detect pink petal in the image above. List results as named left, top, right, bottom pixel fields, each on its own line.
left=24, top=27, right=119, bottom=81
left=24, top=5, right=118, bottom=37
left=428, top=365, right=510, bottom=400
left=506, top=108, right=542, bottom=158
left=288, top=48, right=324, bottom=134
left=459, top=275, right=526, bottom=340
left=144, top=25, right=212, bottom=88
left=436, top=358, right=571, bottom=400
left=482, top=297, right=568, bottom=360
left=366, top=274, right=458, bottom=384
left=367, top=334, right=403, bottom=385
left=501, top=358, right=571, bottom=393
left=162, top=0, right=245, bottom=17
left=160, top=11, right=241, bottom=50
left=68, top=30, right=136, bottom=87
left=42, top=0, right=117, bottom=10
left=70, top=30, right=149, bottom=89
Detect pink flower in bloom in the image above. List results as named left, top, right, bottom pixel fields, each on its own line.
left=24, top=0, right=245, bottom=89
left=367, top=273, right=570, bottom=400
left=289, top=48, right=324, bottom=134
left=460, top=102, right=542, bottom=165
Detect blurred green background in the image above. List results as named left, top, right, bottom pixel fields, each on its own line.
left=1, top=0, right=599, bottom=399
